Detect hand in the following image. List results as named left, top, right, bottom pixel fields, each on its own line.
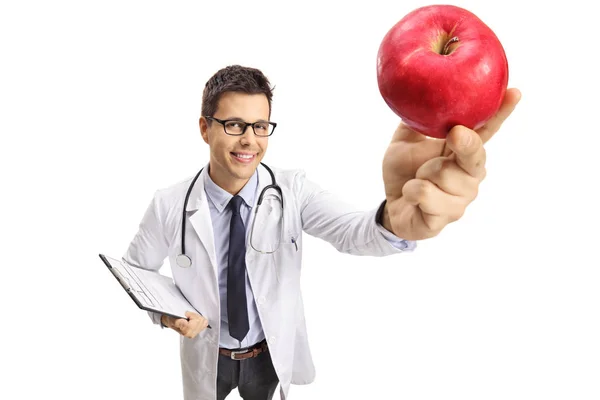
left=161, top=312, right=209, bottom=339
left=380, top=88, right=521, bottom=240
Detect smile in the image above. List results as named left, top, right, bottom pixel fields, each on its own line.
left=231, top=152, right=256, bottom=163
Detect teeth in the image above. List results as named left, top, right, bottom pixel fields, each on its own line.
left=234, top=153, right=254, bottom=159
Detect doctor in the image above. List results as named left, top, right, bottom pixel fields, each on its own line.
left=123, top=65, right=521, bottom=400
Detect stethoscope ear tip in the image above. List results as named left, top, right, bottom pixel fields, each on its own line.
left=176, top=254, right=192, bottom=268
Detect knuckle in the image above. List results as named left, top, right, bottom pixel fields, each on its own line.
left=474, top=148, right=486, bottom=170
left=440, top=158, right=455, bottom=169
left=425, top=217, right=447, bottom=234
left=417, top=180, right=433, bottom=198
left=472, top=185, right=480, bottom=200
left=452, top=206, right=466, bottom=222
left=461, top=183, right=478, bottom=204
left=436, top=159, right=454, bottom=185
left=431, top=157, right=445, bottom=172
left=468, top=182, right=480, bottom=201
left=408, top=181, right=428, bottom=202
left=479, top=167, right=487, bottom=181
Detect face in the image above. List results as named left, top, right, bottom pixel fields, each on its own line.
left=200, top=92, right=270, bottom=194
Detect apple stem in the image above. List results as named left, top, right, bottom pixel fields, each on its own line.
left=442, top=36, right=459, bottom=55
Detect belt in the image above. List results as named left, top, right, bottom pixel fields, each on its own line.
left=219, top=339, right=269, bottom=360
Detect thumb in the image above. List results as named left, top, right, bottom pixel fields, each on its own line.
left=185, top=311, right=201, bottom=320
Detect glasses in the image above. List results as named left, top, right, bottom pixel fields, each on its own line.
left=205, top=116, right=277, bottom=137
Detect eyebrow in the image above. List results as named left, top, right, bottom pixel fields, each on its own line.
left=222, top=116, right=244, bottom=121
left=222, top=117, right=269, bottom=123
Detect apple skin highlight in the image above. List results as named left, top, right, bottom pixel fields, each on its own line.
left=377, top=5, right=509, bottom=139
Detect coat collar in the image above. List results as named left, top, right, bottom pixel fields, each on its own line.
left=184, top=162, right=275, bottom=277
left=185, top=164, right=209, bottom=212
left=185, top=162, right=272, bottom=212
left=186, top=161, right=272, bottom=282
left=204, top=167, right=258, bottom=214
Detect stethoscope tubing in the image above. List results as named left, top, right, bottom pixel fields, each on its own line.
left=177, top=162, right=282, bottom=268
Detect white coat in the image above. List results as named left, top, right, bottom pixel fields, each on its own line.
left=123, top=164, right=412, bottom=400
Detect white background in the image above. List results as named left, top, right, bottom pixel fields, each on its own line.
left=1, top=0, right=598, bottom=399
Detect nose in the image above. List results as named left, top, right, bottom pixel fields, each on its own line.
left=239, top=125, right=257, bottom=146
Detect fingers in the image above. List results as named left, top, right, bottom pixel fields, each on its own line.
left=169, top=317, right=188, bottom=335
left=390, top=121, right=428, bottom=143
left=402, top=179, right=469, bottom=229
left=163, top=316, right=186, bottom=335
left=477, top=88, right=521, bottom=144
left=444, top=126, right=487, bottom=179
left=162, top=313, right=209, bottom=339
left=415, top=157, right=482, bottom=198
left=188, top=313, right=210, bottom=336
left=172, top=312, right=209, bottom=339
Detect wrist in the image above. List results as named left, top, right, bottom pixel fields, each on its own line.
left=380, top=204, right=394, bottom=234
left=376, top=200, right=394, bottom=234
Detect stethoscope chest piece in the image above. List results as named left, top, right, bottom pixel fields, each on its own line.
left=176, top=254, right=192, bottom=268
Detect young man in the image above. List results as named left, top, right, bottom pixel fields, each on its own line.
left=123, top=65, right=521, bottom=400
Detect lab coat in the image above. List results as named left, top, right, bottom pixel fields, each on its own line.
left=123, top=164, right=410, bottom=400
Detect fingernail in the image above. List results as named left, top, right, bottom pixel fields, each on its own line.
left=461, top=131, right=472, bottom=147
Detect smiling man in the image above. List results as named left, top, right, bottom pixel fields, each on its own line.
left=200, top=89, right=272, bottom=195
left=123, top=65, right=521, bottom=400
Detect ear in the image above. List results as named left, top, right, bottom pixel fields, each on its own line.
left=199, top=117, right=209, bottom=145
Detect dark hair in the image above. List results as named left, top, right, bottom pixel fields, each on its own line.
left=201, top=65, right=274, bottom=119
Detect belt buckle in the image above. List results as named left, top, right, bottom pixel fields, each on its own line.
left=230, top=349, right=248, bottom=360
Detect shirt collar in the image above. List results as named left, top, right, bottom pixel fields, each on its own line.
left=203, top=166, right=258, bottom=213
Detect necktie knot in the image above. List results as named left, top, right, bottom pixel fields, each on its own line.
left=229, top=195, right=243, bottom=216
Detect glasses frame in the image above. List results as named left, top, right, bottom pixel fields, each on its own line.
left=205, top=116, right=277, bottom=137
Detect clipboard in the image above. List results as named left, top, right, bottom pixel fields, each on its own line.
left=98, top=253, right=211, bottom=328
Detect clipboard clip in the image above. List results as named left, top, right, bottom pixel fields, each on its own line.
left=111, top=268, right=131, bottom=291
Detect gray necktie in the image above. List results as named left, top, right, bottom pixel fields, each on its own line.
left=227, top=195, right=249, bottom=341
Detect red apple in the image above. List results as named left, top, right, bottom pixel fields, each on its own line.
left=376, top=5, right=509, bottom=139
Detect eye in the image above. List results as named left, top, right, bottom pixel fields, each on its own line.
left=255, top=123, right=268, bottom=131
left=225, top=121, right=243, bottom=129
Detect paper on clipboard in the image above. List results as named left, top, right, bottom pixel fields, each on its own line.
left=99, top=253, right=210, bottom=326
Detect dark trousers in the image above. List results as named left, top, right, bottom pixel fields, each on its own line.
left=216, top=344, right=279, bottom=400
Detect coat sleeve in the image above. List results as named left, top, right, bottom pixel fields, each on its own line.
left=121, top=190, right=170, bottom=327
left=293, top=170, right=416, bottom=256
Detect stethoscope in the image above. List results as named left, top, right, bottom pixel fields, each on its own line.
left=176, top=162, right=284, bottom=268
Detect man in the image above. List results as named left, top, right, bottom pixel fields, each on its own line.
left=123, top=65, right=521, bottom=400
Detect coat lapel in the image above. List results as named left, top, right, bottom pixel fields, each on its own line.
left=246, top=164, right=282, bottom=288
left=184, top=164, right=280, bottom=289
left=246, top=164, right=273, bottom=247
left=186, top=166, right=219, bottom=277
